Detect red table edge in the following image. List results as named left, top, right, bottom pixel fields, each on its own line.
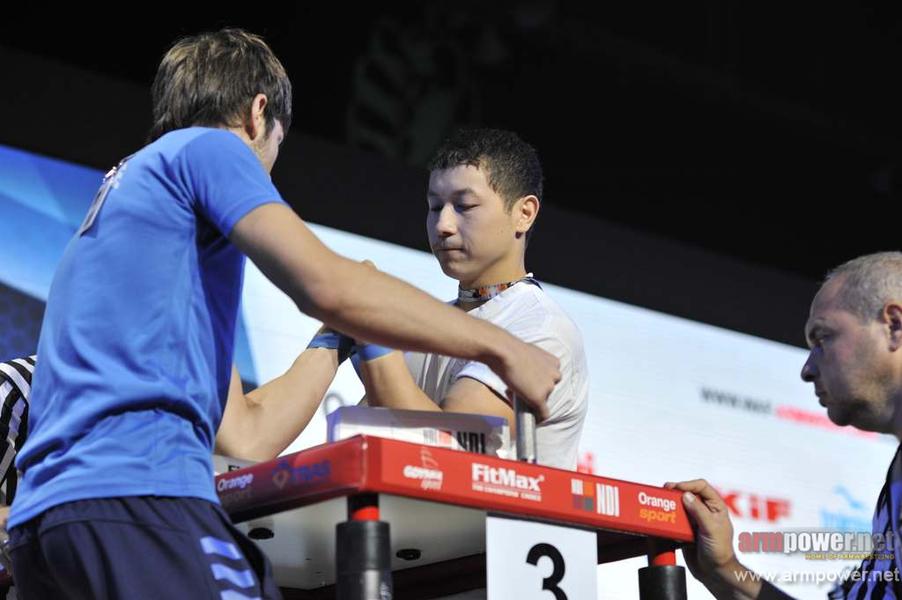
left=216, top=435, right=694, bottom=559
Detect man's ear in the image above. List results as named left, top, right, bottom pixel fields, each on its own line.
left=514, top=195, right=539, bottom=237
left=884, top=302, right=902, bottom=351
left=243, top=93, right=269, bottom=142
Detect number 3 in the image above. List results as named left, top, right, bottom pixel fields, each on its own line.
left=526, top=543, right=567, bottom=599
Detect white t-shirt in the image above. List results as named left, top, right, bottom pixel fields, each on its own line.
left=403, top=282, right=588, bottom=469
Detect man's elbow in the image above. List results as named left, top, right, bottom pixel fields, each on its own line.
left=236, top=445, right=279, bottom=463
left=214, top=438, right=277, bottom=463
left=302, top=278, right=347, bottom=321
left=215, top=422, right=262, bottom=462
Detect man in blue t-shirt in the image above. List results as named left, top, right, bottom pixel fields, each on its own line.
left=8, top=29, right=562, bottom=599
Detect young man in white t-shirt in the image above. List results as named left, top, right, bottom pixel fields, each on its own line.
left=353, top=129, right=588, bottom=469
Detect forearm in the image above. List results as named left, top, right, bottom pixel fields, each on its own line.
left=700, top=558, right=767, bottom=600
left=316, top=258, right=517, bottom=372
left=216, top=349, right=338, bottom=461
left=360, top=353, right=441, bottom=413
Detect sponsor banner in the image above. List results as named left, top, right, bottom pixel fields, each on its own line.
left=377, top=439, right=692, bottom=541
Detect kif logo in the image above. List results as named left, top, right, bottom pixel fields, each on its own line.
left=472, top=463, right=544, bottom=501
left=717, top=487, right=791, bottom=524
left=403, top=448, right=444, bottom=491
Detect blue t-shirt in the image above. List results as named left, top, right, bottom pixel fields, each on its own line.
left=9, top=128, right=284, bottom=528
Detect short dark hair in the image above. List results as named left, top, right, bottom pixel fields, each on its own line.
left=428, top=129, right=543, bottom=244
left=429, top=128, right=543, bottom=209
left=148, top=29, right=292, bottom=143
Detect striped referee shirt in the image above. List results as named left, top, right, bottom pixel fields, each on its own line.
left=759, top=444, right=902, bottom=599
left=0, top=356, right=35, bottom=504
left=830, top=443, right=902, bottom=599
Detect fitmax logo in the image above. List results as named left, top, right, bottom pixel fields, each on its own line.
left=472, top=463, right=543, bottom=496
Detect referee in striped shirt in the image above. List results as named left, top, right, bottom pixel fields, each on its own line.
left=670, top=252, right=902, bottom=599
left=0, top=356, right=33, bottom=516
left=0, top=355, right=34, bottom=600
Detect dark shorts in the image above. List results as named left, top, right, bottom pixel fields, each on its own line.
left=8, top=496, right=281, bottom=599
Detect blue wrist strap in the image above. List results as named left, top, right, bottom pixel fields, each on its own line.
left=356, top=343, right=395, bottom=362
left=349, top=343, right=395, bottom=377
left=307, top=331, right=354, bottom=364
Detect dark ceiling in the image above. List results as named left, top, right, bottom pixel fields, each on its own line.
left=4, top=2, right=901, bottom=281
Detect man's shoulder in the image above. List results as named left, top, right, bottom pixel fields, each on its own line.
left=147, top=127, right=244, bottom=159
left=491, top=285, right=585, bottom=350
